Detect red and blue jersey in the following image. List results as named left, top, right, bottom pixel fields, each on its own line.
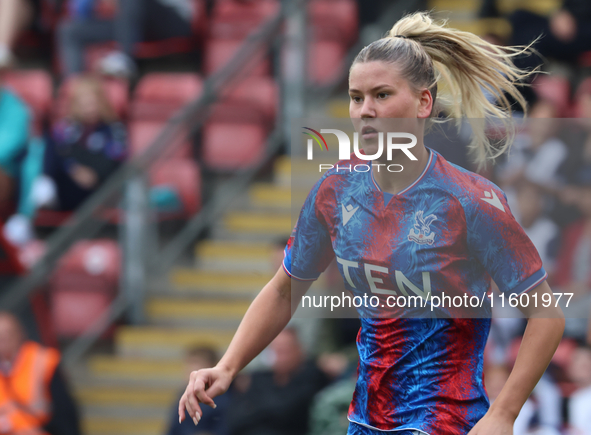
left=283, top=148, right=547, bottom=434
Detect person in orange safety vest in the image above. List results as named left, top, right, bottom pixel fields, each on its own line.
left=0, top=312, right=80, bottom=435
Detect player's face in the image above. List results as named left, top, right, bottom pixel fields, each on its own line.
left=348, top=61, right=431, bottom=119
left=348, top=61, right=432, bottom=155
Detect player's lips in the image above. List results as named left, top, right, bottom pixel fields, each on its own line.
left=361, top=125, right=378, bottom=138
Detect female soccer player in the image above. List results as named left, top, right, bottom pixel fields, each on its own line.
left=179, top=12, right=565, bottom=435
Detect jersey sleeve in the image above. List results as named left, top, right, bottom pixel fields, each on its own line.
left=283, top=177, right=335, bottom=281
left=465, top=184, right=547, bottom=296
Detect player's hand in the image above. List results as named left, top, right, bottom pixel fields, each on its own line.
left=178, top=366, right=233, bottom=425
left=467, top=409, right=514, bottom=435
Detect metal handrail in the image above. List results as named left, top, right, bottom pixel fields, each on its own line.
left=0, top=4, right=287, bottom=312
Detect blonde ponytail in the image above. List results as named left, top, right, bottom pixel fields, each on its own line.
left=352, top=11, right=538, bottom=167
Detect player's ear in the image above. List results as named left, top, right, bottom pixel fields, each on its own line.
left=417, top=88, right=433, bottom=119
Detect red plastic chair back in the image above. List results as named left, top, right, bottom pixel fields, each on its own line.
left=151, top=159, right=202, bottom=217
left=131, top=73, right=203, bottom=121
left=203, top=122, right=266, bottom=170
left=129, top=121, right=191, bottom=158
left=2, top=69, right=53, bottom=135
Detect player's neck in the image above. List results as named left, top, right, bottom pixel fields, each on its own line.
left=372, top=144, right=430, bottom=195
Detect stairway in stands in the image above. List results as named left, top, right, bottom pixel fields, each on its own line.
left=71, top=155, right=306, bottom=435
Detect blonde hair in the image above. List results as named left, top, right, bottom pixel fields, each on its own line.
left=68, top=75, right=117, bottom=124
left=352, top=12, right=538, bottom=167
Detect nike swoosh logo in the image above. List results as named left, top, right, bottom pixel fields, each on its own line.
left=342, top=203, right=360, bottom=226
left=481, top=189, right=505, bottom=212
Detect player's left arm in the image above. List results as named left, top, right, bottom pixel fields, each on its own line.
left=468, top=280, right=564, bottom=435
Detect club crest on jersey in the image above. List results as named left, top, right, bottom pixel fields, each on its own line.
left=408, top=210, right=437, bottom=245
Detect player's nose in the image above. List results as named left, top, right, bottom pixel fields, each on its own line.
left=359, top=98, right=377, bottom=118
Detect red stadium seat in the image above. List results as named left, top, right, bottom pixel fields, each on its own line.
left=129, top=121, right=192, bottom=158
left=309, top=0, right=358, bottom=47
left=52, top=239, right=120, bottom=292
left=34, top=210, right=73, bottom=228
left=50, top=239, right=120, bottom=338
left=2, top=69, right=53, bottom=135
left=219, top=76, right=278, bottom=124
left=150, top=159, right=202, bottom=218
left=54, top=75, right=129, bottom=120
left=131, top=73, right=203, bottom=121
left=202, top=76, right=276, bottom=171
left=51, top=290, right=113, bottom=338
left=205, top=0, right=277, bottom=78
left=204, top=39, right=271, bottom=77
left=307, top=40, right=346, bottom=86
left=210, top=0, right=279, bottom=40
left=202, top=122, right=267, bottom=170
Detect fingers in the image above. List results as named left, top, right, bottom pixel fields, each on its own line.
left=193, top=376, right=217, bottom=409
left=187, top=390, right=203, bottom=424
left=180, top=379, right=203, bottom=426
left=179, top=369, right=225, bottom=426
left=178, top=396, right=185, bottom=423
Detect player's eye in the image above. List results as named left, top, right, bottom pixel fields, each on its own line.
left=350, top=95, right=363, bottom=104
left=377, top=92, right=389, bottom=99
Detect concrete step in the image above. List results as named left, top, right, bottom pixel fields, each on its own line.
left=196, top=240, right=274, bottom=260
left=115, top=326, right=235, bottom=359
left=169, top=268, right=271, bottom=296
left=428, top=0, right=478, bottom=12
left=145, top=297, right=251, bottom=327
left=248, top=183, right=294, bottom=208
left=194, top=240, right=275, bottom=273
left=223, top=211, right=292, bottom=236
left=326, top=99, right=350, bottom=118
left=76, top=385, right=177, bottom=408
left=498, top=0, right=559, bottom=15
left=446, top=18, right=512, bottom=38
left=273, top=156, right=319, bottom=187
left=84, top=416, right=166, bottom=435
left=87, top=355, right=184, bottom=381
left=82, top=404, right=170, bottom=420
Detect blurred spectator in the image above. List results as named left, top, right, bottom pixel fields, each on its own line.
left=168, top=346, right=230, bottom=435
left=308, top=362, right=356, bottom=435
left=484, top=363, right=561, bottom=434
left=32, top=75, right=127, bottom=212
left=0, top=75, right=30, bottom=218
left=509, top=0, right=591, bottom=71
left=226, top=327, right=332, bottom=435
left=0, top=311, right=81, bottom=435
left=511, top=180, right=560, bottom=274
left=552, top=175, right=591, bottom=341
left=567, top=344, right=591, bottom=433
left=557, top=79, right=591, bottom=186
left=0, top=0, right=34, bottom=68
left=58, top=0, right=196, bottom=77
left=496, top=99, right=567, bottom=191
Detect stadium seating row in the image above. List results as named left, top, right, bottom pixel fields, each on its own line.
left=2, top=70, right=278, bottom=338
left=23, top=0, right=357, bottom=85
left=3, top=71, right=278, bottom=222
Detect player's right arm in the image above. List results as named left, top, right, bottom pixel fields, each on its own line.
left=179, top=173, right=335, bottom=425
left=178, top=266, right=313, bottom=425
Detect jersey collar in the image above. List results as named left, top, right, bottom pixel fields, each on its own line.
left=369, top=147, right=436, bottom=197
